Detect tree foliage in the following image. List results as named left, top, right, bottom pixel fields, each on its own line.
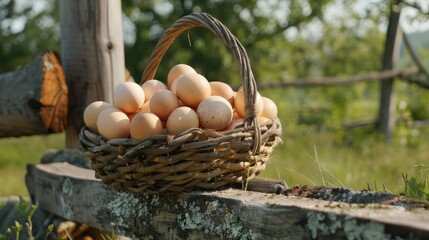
left=121, top=0, right=333, bottom=85
left=0, top=0, right=59, bottom=73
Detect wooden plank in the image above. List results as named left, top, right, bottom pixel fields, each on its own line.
left=0, top=51, right=67, bottom=137
left=60, top=0, right=125, bottom=148
left=26, top=162, right=429, bottom=239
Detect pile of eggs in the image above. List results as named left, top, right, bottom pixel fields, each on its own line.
left=83, top=64, right=278, bottom=140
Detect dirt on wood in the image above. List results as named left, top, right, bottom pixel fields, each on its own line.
left=283, top=185, right=429, bottom=209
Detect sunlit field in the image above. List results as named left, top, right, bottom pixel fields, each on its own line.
left=261, top=128, right=429, bottom=194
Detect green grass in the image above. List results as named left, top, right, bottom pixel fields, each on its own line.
left=0, top=165, right=30, bottom=197
left=0, top=133, right=65, bottom=196
left=261, top=126, right=429, bottom=195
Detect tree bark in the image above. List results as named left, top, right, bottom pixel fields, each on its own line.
left=378, top=1, right=402, bottom=139
left=60, top=0, right=125, bottom=148
left=0, top=51, right=67, bottom=137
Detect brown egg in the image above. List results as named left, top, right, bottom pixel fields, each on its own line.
left=176, top=73, right=211, bottom=108
left=166, top=106, right=199, bottom=135
left=167, top=64, right=196, bottom=88
left=97, top=107, right=130, bottom=140
left=127, top=109, right=140, bottom=122
left=224, top=117, right=244, bottom=131
left=197, top=96, right=233, bottom=130
left=170, top=77, right=179, bottom=94
left=210, top=81, right=235, bottom=106
left=113, top=82, right=145, bottom=113
left=130, top=112, right=163, bottom=140
left=83, top=101, right=113, bottom=133
left=232, top=111, right=241, bottom=120
left=141, top=79, right=167, bottom=102
left=149, top=90, right=180, bottom=121
left=261, top=96, right=278, bottom=119
left=258, top=116, right=271, bottom=125
left=234, top=88, right=264, bottom=118
left=140, top=100, right=151, bottom=112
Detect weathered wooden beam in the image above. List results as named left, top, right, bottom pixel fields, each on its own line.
left=26, top=161, right=429, bottom=239
left=257, top=68, right=419, bottom=89
left=0, top=51, right=68, bottom=138
left=60, top=0, right=126, bottom=148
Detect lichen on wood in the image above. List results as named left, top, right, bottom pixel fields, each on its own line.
left=26, top=159, right=429, bottom=239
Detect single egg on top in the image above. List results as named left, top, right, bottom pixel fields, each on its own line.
left=167, top=64, right=196, bottom=88
left=175, top=73, right=211, bottom=109
left=113, top=82, right=145, bottom=113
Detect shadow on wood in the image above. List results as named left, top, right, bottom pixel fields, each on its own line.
left=25, top=150, right=429, bottom=240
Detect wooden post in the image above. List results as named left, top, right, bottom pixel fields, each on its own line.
left=378, top=0, right=402, bottom=139
left=0, top=51, right=67, bottom=137
left=60, top=0, right=125, bottom=148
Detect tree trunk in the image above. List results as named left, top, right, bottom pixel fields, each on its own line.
left=60, top=0, right=125, bottom=148
left=0, top=51, right=67, bottom=137
left=378, top=1, right=402, bottom=139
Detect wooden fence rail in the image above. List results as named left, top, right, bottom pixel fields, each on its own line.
left=257, top=68, right=428, bottom=89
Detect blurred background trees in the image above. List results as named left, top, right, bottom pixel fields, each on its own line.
left=1, top=0, right=428, bottom=139
left=0, top=0, right=59, bottom=72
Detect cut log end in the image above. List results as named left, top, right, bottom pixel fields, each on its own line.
left=40, top=51, right=68, bottom=133
left=0, top=51, right=68, bottom=138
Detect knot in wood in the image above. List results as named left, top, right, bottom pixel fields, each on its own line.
left=107, top=42, right=114, bottom=50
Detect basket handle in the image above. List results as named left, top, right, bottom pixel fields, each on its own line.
left=140, top=12, right=261, bottom=153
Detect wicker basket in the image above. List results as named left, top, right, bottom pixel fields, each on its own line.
left=79, top=12, right=282, bottom=194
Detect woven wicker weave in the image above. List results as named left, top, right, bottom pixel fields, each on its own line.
left=79, top=12, right=282, bottom=194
